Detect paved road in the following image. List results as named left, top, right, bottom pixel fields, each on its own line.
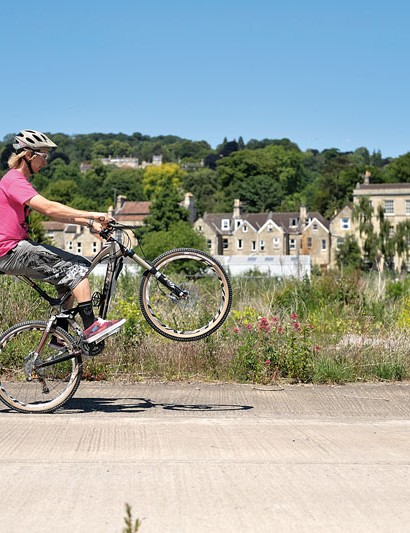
left=0, top=381, right=409, bottom=533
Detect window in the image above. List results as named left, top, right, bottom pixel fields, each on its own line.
left=267, top=225, right=273, bottom=232
left=207, top=239, right=212, bottom=249
left=290, top=218, right=298, bottom=227
left=221, top=219, right=230, bottom=230
left=307, top=237, right=312, bottom=248
left=242, top=225, right=248, bottom=233
left=389, top=226, right=395, bottom=238
left=406, top=200, right=410, bottom=215
left=235, top=219, right=242, bottom=228
left=67, top=241, right=73, bottom=251
left=251, top=241, right=256, bottom=251
left=337, top=237, right=344, bottom=249
left=237, top=239, right=243, bottom=250
left=341, top=217, right=350, bottom=230
left=312, top=222, right=318, bottom=230
left=260, top=240, right=265, bottom=251
left=92, top=241, right=98, bottom=253
left=384, top=200, right=394, bottom=214
left=289, top=239, right=296, bottom=250
left=223, top=238, right=229, bottom=249
left=273, top=237, right=280, bottom=249
left=77, top=242, right=82, bottom=254
left=321, top=239, right=327, bottom=250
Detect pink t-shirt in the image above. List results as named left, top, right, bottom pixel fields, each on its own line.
left=0, top=169, right=38, bottom=256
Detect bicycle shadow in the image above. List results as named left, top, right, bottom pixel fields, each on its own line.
left=63, top=397, right=254, bottom=414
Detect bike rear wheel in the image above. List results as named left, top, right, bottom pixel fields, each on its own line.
left=0, top=321, right=82, bottom=414
left=139, top=248, right=232, bottom=341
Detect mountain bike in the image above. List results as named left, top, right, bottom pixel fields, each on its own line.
left=0, top=223, right=232, bottom=413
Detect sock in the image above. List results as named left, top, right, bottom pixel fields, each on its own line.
left=78, top=301, right=96, bottom=330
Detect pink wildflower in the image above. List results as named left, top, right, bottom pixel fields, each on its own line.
left=245, top=323, right=252, bottom=331
left=293, top=321, right=301, bottom=330
left=264, top=359, right=271, bottom=366
left=233, top=326, right=240, bottom=334
left=277, top=326, right=284, bottom=333
left=314, top=345, right=320, bottom=352
left=258, top=317, right=271, bottom=332
left=290, top=312, right=298, bottom=320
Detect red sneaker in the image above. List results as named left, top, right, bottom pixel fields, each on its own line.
left=83, top=318, right=126, bottom=344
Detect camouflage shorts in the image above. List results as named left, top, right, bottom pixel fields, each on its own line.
left=0, top=240, right=91, bottom=294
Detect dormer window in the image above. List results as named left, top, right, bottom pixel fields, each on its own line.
left=221, top=219, right=230, bottom=230
left=290, top=218, right=298, bottom=227
left=235, top=219, right=242, bottom=229
left=242, top=225, right=248, bottom=233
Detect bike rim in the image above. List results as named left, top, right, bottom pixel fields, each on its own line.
left=0, top=322, right=82, bottom=413
left=140, top=249, right=232, bottom=341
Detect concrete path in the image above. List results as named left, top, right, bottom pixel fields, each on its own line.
left=0, top=381, right=409, bottom=533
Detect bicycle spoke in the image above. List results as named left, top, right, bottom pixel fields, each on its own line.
left=140, top=249, right=232, bottom=341
left=0, top=322, right=82, bottom=413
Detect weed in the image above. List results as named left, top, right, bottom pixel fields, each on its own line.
left=123, top=503, right=141, bottom=532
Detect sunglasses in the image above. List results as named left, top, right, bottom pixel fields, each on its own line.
left=33, top=151, right=49, bottom=160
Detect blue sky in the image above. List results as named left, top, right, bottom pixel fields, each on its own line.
left=2, top=0, right=410, bottom=157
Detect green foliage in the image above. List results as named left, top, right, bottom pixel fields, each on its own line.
left=143, top=187, right=188, bottom=233
left=142, top=163, right=186, bottom=200
left=230, top=313, right=317, bottom=383
left=1, top=271, right=410, bottom=384
left=140, top=221, right=207, bottom=261
left=0, top=130, right=401, bottom=225
left=215, top=145, right=307, bottom=212
left=123, top=503, right=141, bottom=533
left=28, top=211, right=51, bottom=244
left=336, top=235, right=363, bottom=270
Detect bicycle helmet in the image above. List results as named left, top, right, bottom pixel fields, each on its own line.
left=13, top=129, right=57, bottom=151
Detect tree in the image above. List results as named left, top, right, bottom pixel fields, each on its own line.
left=215, top=145, right=307, bottom=212
left=183, top=168, right=218, bottom=215
left=142, top=163, right=186, bottom=200
left=139, top=221, right=207, bottom=261
left=352, top=196, right=379, bottom=269
left=393, top=219, right=410, bottom=271
left=384, top=153, right=410, bottom=183
left=143, top=186, right=189, bottom=233
left=42, top=179, right=78, bottom=205
left=336, top=235, right=363, bottom=270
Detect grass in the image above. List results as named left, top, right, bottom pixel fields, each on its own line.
left=0, top=270, right=410, bottom=385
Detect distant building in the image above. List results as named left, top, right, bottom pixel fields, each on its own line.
left=194, top=200, right=330, bottom=272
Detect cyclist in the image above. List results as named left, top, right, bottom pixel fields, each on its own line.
left=0, top=129, right=125, bottom=351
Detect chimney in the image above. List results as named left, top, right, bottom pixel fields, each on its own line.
left=299, top=205, right=307, bottom=228
left=363, top=170, right=371, bottom=185
left=182, top=192, right=197, bottom=223
left=233, top=199, right=242, bottom=218
left=116, top=195, right=127, bottom=211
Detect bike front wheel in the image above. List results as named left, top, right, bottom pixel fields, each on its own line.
left=139, top=248, right=232, bottom=341
left=0, top=321, right=82, bottom=414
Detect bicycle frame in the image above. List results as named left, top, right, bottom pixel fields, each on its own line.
left=14, top=224, right=187, bottom=330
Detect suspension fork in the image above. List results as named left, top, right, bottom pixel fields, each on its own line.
left=126, top=249, right=188, bottom=298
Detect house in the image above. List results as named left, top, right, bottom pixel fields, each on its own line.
left=43, top=196, right=151, bottom=259
left=352, top=171, right=410, bottom=269
left=194, top=200, right=331, bottom=271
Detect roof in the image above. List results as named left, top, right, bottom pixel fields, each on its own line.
left=43, top=221, right=66, bottom=231
left=115, top=201, right=151, bottom=222
left=355, top=183, right=410, bottom=190
left=202, top=210, right=329, bottom=234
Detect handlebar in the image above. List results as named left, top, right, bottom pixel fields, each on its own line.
left=98, top=222, right=138, bottom=243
